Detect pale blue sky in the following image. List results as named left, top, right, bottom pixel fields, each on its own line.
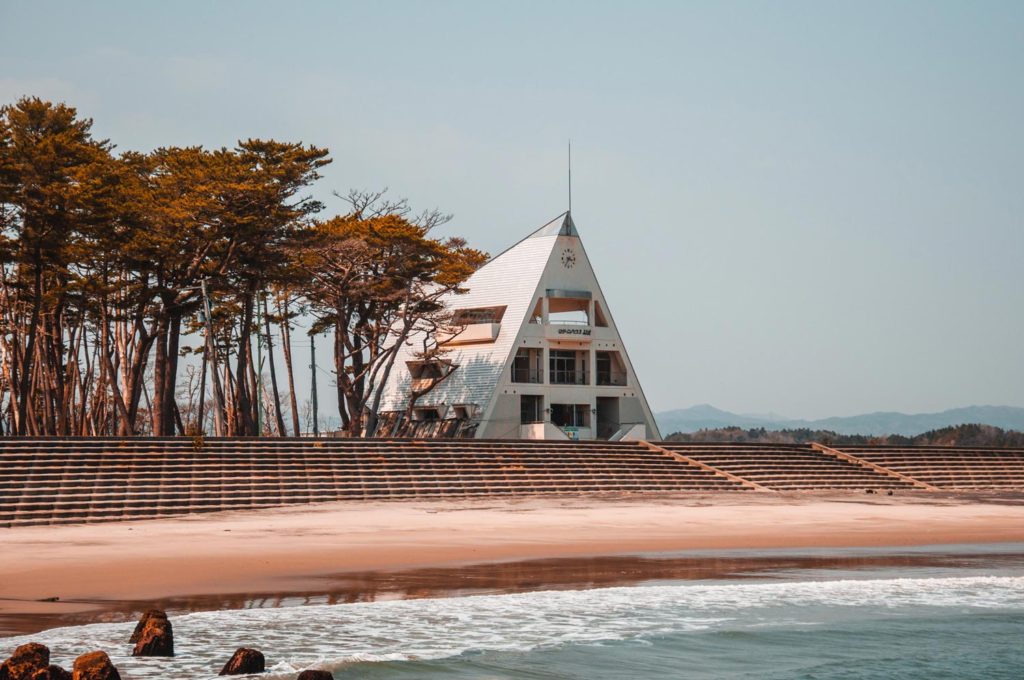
left=2, top=1, right=1021, bottom=419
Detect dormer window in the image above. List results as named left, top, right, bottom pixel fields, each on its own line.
left=407, top=360, right=450, bottom=380
left=443, top=306, right=505, bottom=345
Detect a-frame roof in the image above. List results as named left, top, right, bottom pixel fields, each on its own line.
left=377, top=211, right=659, bottom=440
left=378, top=214, right=566, bottom=412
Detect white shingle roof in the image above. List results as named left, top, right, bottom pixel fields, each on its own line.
left=377, top=214, right=569, bottom=413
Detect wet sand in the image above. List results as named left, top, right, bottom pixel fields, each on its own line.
left=3, top=491, right=1024, bottom=636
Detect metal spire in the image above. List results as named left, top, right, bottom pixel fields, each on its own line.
left=568, top=139, right=572, bottom=214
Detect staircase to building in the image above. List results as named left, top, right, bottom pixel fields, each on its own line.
left=658, top=442, right=916, bottom=491
left=831, top=445, right=1024, bottom=490
left=0, top=437, right=748, bottom=527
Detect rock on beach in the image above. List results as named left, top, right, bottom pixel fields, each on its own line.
left=131, top=612, right=174, bottom=657
left=30, top=666, right=71, bottom=680
left=129, top=609, right=168, bottom=644
left=219, top=648, right=265, bottom=676
left=0, top=643, right=50, bottom=680
left=71, top=652, right=120, bottom=680
left=296, top=672, right=333, bottom=680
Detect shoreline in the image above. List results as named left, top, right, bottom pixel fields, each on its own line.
left=3, top=492, right=1024, bottom=636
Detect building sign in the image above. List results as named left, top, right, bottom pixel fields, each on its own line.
left=545, top=325, right=593, bottom=343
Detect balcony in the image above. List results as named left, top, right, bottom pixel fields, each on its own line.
left=596, top=370, right=627, bottom=386
left=511, top=367, right=543, bottom=384
left=549, top=369, right=589, bottom=386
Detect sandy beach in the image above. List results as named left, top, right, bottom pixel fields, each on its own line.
left=3, top=491, right=1024, bottom=636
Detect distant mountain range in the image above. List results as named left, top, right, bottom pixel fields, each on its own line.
left=655, top=404, right=1024, bottom=437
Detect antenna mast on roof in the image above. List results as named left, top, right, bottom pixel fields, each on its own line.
left=567, top=139, right=572, bottom=213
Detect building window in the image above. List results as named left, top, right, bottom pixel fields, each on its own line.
left=407, top=361, right=448, bottom=380
left=550, top=403, right=590, bottom=428
left=520, top=395, right=543, bottom=424
left=512, top=348, right=543, bottom=383
left=528, top=299, right=544, bottom=324
left=550, top=350, right=587, bottom=385
left=596, top=351, right=627, bottom=386
left=413, top=407, right=442, bottom=421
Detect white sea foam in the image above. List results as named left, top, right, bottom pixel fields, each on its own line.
left=4, top=575, right=1023, bottom=679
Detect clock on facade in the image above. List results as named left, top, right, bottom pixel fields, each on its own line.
left=560, top=247, right=576, bottom=269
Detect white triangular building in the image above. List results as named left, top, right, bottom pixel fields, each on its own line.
left=375, top=212, right=661, bottom=441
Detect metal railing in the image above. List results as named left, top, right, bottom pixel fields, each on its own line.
left=549, top=369, right=589, bottom=385
left=596, top=370, right=627, bottom=386
left=511, top=367, right=543, bottom=384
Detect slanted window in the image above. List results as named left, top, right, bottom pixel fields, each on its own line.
left=596, top=351, right=627, bottom=386
left=452, top=306, right=506, bottom=325
left=528, top=299, right=544, bottom=324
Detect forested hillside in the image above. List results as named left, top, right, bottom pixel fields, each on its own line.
left=665, top=424, right=1024, bottom=447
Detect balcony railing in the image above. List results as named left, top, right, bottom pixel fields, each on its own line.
left=596, top=370, right=627, bottom=386
left=549, top=369, right=589, bottom=385
left=511, top=367, right=543, bottom=384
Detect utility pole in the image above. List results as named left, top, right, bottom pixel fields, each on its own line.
left=200, top=278, right=226, bottom=436
left=310, top=332, right=319, bottom=437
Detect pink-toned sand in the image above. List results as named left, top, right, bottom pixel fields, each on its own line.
left=2, top=492, right=1023, bottom=623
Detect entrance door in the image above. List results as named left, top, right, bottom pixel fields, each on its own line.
left=520, top=395, right=543, bottom=424
left=596, top=397, right=620, bottom=440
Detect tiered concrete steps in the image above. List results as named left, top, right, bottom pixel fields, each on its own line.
left=833, top=445, right=1024, bottom=490
left=0, top=438, right=748, bottom=527
left=659, top=442, right=915, bottom=491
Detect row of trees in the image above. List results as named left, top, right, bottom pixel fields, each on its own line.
left=665, top=424, right=1024, bottom=447
left=0, top=97, right=486, bottom=437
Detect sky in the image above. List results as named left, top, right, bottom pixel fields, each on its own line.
left=1, top=1, right=1022, bottom=420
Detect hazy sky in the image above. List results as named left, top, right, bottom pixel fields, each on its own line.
left=2, top=1, right=1021, bottom=419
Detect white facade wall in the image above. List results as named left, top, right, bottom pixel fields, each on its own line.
left=377, top=213, right=661, bottom=441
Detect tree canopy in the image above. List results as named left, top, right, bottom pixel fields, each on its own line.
left=0, top=96, right=485, bottom=437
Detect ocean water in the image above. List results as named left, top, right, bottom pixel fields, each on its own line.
left=4, top=547, right=1024, bottom=679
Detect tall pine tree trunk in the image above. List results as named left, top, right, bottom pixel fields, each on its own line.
left=263, top=296, right=286, bottom=436
left=279, top=297, right=300, bottom=436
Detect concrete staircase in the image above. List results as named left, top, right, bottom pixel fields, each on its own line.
left=0, top=438, right=748, bottom=527
left=658, top=442, right=915, bottom=491
left=833, top=445, right=1024, bottom=490
left=5, top=438, right=1022, bottom=528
